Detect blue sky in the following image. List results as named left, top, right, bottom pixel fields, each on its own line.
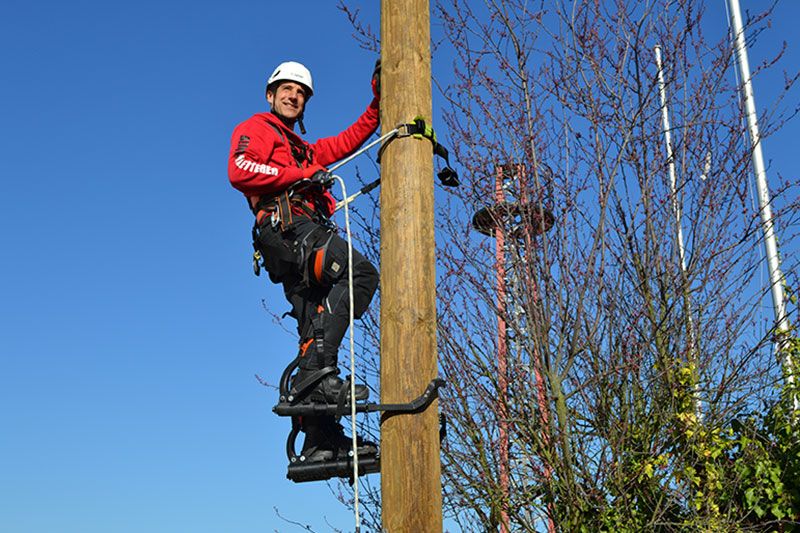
left=1, top=1, right=798, bottom=532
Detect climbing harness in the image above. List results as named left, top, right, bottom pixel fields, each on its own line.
left=248, top=120, right=336, bottom=277
left=250, top=183, right=333, bottom=280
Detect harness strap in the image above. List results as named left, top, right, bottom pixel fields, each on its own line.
left=275, top=191, right=295, bottom=231
left=299, top=304, right=326, bottom=361
left=312, top=311, right=325, bottom=356
left=248, top=119, right=324, bottom=227
left=264, top=116, right=314, bottom=167
left=250, top=184, right=329, bottom=230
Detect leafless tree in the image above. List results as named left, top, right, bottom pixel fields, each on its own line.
left=433, top=0, right=799, bottom=531
left=332, top=1, right=800, bottom=531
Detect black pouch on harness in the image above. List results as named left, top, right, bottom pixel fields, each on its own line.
left=255, top=220, right=298, bottom=283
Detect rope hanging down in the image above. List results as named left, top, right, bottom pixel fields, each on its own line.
left=331, top=173, right=363, bottom=531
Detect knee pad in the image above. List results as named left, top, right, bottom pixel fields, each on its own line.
left=306, top=233, right=344, bottom=287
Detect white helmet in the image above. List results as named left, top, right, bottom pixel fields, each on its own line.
left=267, top=61, right=313, bottom=96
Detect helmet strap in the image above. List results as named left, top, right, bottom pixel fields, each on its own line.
left=297, top=113, right=307, bottom=135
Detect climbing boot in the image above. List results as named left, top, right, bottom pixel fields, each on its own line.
left=294, top=370, right=369, bottom=404
left=311, top=374, right=369, bottom=403
left=301, top=416, right=378, bottom=462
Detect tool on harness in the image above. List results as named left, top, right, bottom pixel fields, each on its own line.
left=275, top=178, right=335, bottom=228
left=252, top=225, right=263, bottom=276
left=250, top=191, right=296, bottom=277
left=377, top=117, right=460, bottom=187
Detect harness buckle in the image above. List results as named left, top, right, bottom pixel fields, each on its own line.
left=253, top=250, right=262, bottom=276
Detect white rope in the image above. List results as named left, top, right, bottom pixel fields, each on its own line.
left=318, top=129, right=396, bottom=532
left=333, top=173, right=361, bottom=533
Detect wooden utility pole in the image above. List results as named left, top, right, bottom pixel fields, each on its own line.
left=380, top=1, right=443, bottom=531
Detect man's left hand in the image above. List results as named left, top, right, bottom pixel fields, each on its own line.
left=371, top=59, right=381, bottom=100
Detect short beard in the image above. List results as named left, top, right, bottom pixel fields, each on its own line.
left=270, top=106, right=297, bottom=127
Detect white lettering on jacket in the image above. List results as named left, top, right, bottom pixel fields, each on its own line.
left=235, top=154, right=279, bottom=176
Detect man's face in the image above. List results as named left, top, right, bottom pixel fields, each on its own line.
left=267, top=81, right=307, bottom=121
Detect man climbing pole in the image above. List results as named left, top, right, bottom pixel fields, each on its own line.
left=228, top=60, right=381, bottom=465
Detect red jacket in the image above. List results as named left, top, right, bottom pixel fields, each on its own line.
left=228, top=99, right=379, bottom=217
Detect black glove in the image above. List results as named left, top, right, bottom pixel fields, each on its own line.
left=371, top=59, right=381, bottom=100
left=310, top=170, right=334, bottom=188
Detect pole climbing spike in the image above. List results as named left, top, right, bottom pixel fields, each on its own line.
left=284, top=420, right=381, bottom=483
left=271, top=353, right=446, bottom=483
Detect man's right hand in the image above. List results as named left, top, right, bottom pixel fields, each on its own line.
left=301, top=164, right=327, bottom=180
left=309, top=170, right=334, bottom=188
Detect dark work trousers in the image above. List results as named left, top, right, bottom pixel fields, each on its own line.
left=256, top=214, right=379, bottom=372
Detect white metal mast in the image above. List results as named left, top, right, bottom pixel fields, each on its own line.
left=726, top=0, right=794, bottom=408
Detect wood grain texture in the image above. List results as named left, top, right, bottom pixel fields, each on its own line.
left=379, top=1, right=442, bottom=531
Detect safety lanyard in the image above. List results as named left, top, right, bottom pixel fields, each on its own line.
left=376, top=117, right=459, bottom=187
